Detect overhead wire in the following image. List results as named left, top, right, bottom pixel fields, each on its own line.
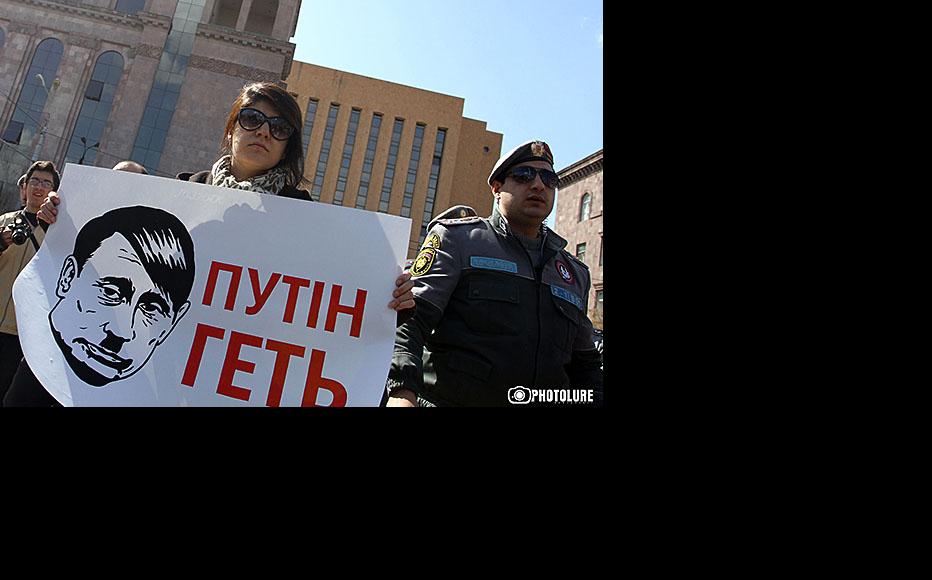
left=0, top=86, right=178, bottom=178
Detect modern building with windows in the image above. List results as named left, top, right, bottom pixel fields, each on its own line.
left=285, top=62, right=502, bottom=257
left=554, top=149, right=603, bottom=330
left=0, top=0, right=303, bottom=207
left=0, top=1, right=503, bottom=258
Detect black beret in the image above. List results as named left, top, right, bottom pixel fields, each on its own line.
left=488, top=139, right=554, bottom=185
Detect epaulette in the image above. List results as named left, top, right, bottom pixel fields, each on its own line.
left=566, top=252, right=590, bottom=270
left=428, top=204, right=479, bottom=230
left=435, top=216, right=482, bottom=226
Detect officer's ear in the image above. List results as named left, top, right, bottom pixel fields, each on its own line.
left=491, top=181, right=503, bottom=196
left=56, top=256, right=79, bottom=298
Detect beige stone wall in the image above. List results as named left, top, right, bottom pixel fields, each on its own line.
left=0, top=0, right=498, bottom=237
left=0, top=0, right=296, bottom=191
left=0, top=15, right=36, bottom=198
left=450, top=117, right=501, bottom=220
left=153, top=12, right=297, bottom=175
left=156, top=65, right=243, bottom=173
left=0, top=1, right=173, bottom=176
left=286, top=61, right=502, bottom=258
left=555, top=151, right=603, bottom=329
left=0, top=3, right=154, bottom=164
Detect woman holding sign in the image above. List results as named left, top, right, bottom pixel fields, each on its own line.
left=8, top=84, right=414, bottom=406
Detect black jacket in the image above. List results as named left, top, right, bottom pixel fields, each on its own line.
left=176, top=170, right=312, bottom=201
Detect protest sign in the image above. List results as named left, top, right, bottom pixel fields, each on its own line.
left=13, top=164, right=410, bottom=406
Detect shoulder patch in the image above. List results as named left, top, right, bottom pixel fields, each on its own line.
left=436, top=216, right=482, bottom=226
left=410, top=248, right=437, bottom=277
left=422, top=232, right=442, bottom=250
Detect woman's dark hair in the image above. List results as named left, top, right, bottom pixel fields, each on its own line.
left=220, top=82, right=306, bottom=189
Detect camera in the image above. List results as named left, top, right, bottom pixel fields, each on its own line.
left=0, top=212, right=34, bottom=251
left=8, top=212, right=34, bottom=246
left=507, top=386, right=531, bottom=405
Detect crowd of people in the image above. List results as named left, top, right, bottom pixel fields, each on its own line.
left=0, top=82, right=602, bottom=407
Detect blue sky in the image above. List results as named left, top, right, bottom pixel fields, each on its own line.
left=291, top=0, right=603, bottom=226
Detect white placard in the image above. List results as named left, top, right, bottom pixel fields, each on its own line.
left=13, top=164, right=410, bottom=406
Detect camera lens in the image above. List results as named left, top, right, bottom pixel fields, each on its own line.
left=10, top=215, right=31, bottom=245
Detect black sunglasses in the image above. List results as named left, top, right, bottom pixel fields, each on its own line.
left=507, top=166, right=559, bottom=188
left=237, top=107, right=295, bottom=141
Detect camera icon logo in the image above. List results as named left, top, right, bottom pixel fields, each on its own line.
left=508, top=386, right=531, bottom=405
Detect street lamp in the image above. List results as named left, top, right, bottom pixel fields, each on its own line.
left=32, top=73, right=60, bottom=162
left=78, top=136, right=99, bottom=165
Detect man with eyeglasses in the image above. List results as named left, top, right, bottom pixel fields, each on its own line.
left=0, top=160, right=60, bottom=403
left=385, top=140, right=603, bottom=407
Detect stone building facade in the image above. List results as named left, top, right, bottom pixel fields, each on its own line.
left=286, top=62, right=503, bottom=258
left=0, top=1, right=502, bottom=258
left=554, top=149, right=603, bottom=330
left=0, top=0, right=302, bottom=208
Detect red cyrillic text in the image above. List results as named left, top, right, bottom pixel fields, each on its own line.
left=200, top=261, right=368, bottom=338
left=181, top=322, right=348, bottom=407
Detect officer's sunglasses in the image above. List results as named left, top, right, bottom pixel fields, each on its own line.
left=507, top=166, right=559, bottom=188
left=237, top=107, right=295, bottom=141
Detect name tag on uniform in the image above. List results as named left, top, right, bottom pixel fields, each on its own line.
left=551, top=285, right=584, bottom=311
left=470, top=256, right=518, bottom=273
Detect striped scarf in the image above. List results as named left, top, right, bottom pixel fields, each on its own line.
left=210, top=155, right=289, bottom=196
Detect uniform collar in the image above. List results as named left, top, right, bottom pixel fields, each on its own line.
left=490, top=203, right=567, bottom=252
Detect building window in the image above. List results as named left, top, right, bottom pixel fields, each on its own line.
left=65, top=51, right=125, bottom=166
left=333, top=108, right=361, bottom=206
left=131, top=0, right=207, bottom=174
left=310, top=103, right=340, bottom=201
left=419, top=128, right=447, bottom=244
left=378, top=118, right=405, bottom=213
left=115, top=0, right=146, bottom=14
left=300, top=98, right=319, bottom=158
left=211, top=0, right=242, bottom=27
left=2, top=121, right=23, bottom=145
left=595, top=290, right=603, bottom=323
left=3, top=38, right=64, bottom=152
left=245, top=0, right=277, bottom=35
left=0, top=27, right=6, bottom=51
left=576, top=242, right=586, bottom=261
left=579, top=192, right=591, bottom=222
left=84, top=80, right=104, bottom=101
left=599, top=237, right=603, bottom=267
left=355, top=113, right=382, bottom=209
left=400, top=123, right=425, bottom=218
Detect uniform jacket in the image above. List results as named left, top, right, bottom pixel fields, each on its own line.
left=0, top=211, right=44, bottom=336
left=388, top=206, right=603, bottom=406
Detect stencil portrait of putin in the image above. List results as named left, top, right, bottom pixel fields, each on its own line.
left=49, top=206, right=195, bottom=387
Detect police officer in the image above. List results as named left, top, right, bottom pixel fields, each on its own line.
left=386, top=139, right=603, bottom=406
